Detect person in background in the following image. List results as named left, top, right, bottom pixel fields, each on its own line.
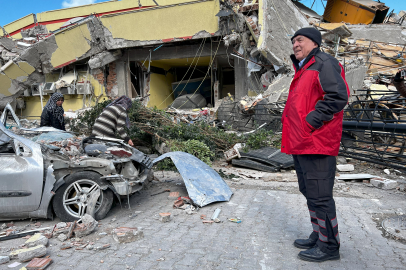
left=392, top=69, right=406, bottom=98
left=40, top=92, right=66, bottom=131
left=92, top=95, right=134, bottom=146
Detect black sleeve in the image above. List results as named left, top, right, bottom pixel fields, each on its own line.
left=40, top=110, right=50, bottom=127
left=61, top=118, right=66, bottom=131
left=306, top=59, right=349, bottom=129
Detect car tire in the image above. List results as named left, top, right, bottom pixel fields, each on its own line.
left=53, top=171, right=114, bottom=222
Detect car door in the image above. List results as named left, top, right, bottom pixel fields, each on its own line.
left=0, top=104, right=44, bottom=214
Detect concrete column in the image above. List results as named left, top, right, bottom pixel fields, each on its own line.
left=234, top=56, right=247, bottom=100
left=115, top=57, right=128, bottom=97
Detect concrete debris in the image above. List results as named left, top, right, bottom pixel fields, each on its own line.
left=56, top=222, right=67, bottom=229
left=185, top=205, right=196, bottom=215
left=384, top=169, right=391, bottom=175
left=370, top=178, right=398, bottom=190
left=57, top=233, right=67, bottom=242
left=74, top=214, right=98, bottom=237
left=95, top=244, right=111, bottom=250
left=159, top=213, right=171, bottom=223
left=337, top=164, right=355, bottom=172
left=16, top=245, right=47, bottom=262
left=24, top=233, right=48, bottom=248
left=60, top=243, right=73, bottom=250
left=112, top=227, right=144, bottom=243
left=0, top=256, right=10, bottom=264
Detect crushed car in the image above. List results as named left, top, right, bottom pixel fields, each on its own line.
left=0, top=104, right=152, bottom=222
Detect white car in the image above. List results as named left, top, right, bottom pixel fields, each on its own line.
left=0, top=104, right=152, bottom=221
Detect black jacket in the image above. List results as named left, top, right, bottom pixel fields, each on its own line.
left=40, top=109, right=66, bottom=131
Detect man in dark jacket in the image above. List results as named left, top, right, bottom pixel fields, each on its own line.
left=281, top=27, right=349, bottom=262
left=40, top=92, right=66, bottom=131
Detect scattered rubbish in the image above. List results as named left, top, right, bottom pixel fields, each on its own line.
left=384, top=169, right=391, bottom=175
left=336, top=164, right=355, bottom=172
left=26, top=257, right=53, bottom=270
left=185, top=205, right=196, bottom=215
left=24, top=233, right=48, bottom=248
left=112, top=227, right=144, bottom=243
left=167, top=191, right=179, bottom=200
left=211, top=208, right=221, bottom=220
left=202, top=220, right=214, bottom=224
left=0, top=227, right=53, bottom=242
left=224, top=145, right=242, bottom=161
left=7, top=262, right=21, bottom=268
left=150, top=189, right=171, bottom=196
left=200, top=215, right=207, bottom=220
left=99, top=232, right=107, bottom=236
left=159, top=213, right=171, bottom=223
left=0, top=256, right=10, bottom=265
left=153, top=152, right=233, bottom=207
left=337, top=174, right=376, bottom=180
left=173, top=200, right=185, bottom=209
left=370, top=178, right=398, bottom=190
left=95, top=244, right=111, bottom=251
left=228, top=218, right=242, bottom=223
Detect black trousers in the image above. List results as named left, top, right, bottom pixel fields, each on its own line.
left=293, top=154, right=340, bottom=255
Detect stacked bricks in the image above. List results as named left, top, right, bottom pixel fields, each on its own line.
left=106, top=61, right=117, bottom=96
left=246, top=17, right=259, bottom=36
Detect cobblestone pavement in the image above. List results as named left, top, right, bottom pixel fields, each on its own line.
left=1, top=175, right=406, bottom=270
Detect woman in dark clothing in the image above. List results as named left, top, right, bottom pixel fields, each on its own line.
left=40, top=92, right=66, bottom=131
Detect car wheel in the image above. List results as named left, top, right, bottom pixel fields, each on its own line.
left=53, top=171, right=113, bottom=222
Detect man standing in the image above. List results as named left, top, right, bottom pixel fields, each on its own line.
left=281, top=27, right=349, bottom=262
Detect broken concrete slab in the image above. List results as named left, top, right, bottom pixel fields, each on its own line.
left=16, top=245, right=47, bottom=262
left=88, top=50, right=122, bottom=69
left=24, top=233, right=48, bottom=248
left=370, top=178, right=398, bottom=190
left=346, top=25, right=406, bottom=44
left=112, top=227, right=144, bottom=243
left=0, top=256, right=10, bottom=264
left=258, top=0, right=309, bottom=67
left=74, top=214, right=98, bottom=237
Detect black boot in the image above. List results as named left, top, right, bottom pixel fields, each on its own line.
left=298, top=246, right=340, bottom=262
left=294, top=236, right=317, bottom=249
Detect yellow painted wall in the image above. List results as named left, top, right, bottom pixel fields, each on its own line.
left=21, top=71, right=108, bottom=119
left=145, top=62, right=175, bottom=109
left=101, top=0, right=219, bottom=42
left=0, top=62, right=35, bottom=96
left=50, top=24, right=92, bottom=68
left=2, top=0, right=201, bottom=38
left=3, top=14, right=35, bottom=39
